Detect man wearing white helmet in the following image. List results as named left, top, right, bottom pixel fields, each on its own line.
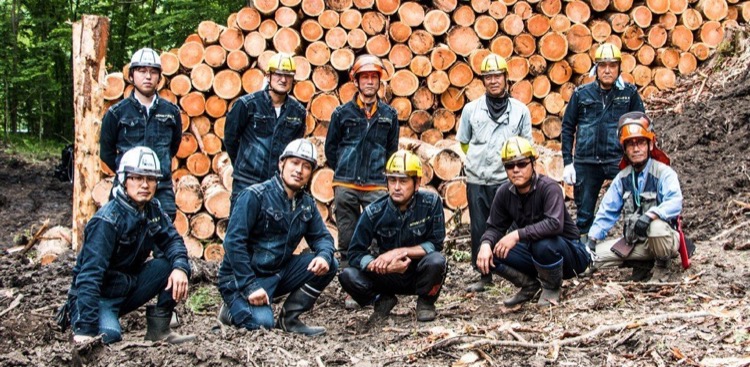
left=58, top=147, right=194, bottom=345
left=217, top=139, right=337, bottom=336
left=224, top=53, right=306, bottom=205
left=456, top=53, right=532, bottom=293
left=100, top=48, right=182, bottom=219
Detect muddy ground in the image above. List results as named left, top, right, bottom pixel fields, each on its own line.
left=2, top=50, right=750, bottom=367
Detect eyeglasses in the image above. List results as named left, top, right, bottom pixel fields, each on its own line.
left=503, top=160, right=532, bottom=170
left=128, top=175, right=158, bottom=184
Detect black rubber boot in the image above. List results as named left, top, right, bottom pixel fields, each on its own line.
left=277, top=287, right=326, bottom=336
left=534, top=259, right=563, bottom=307
left=416, top=297, right=436, bottom=322
left=648, top=258, right=672, bottom=283
left=217, top=303, right=232, bottom=326
left=373, top=294, right=398, bottom=317
left=622, top=260, right=654, bottom=282
left=145, top=306, right=196, bottom=344
left=465, top=274, right=492, bottom=292
left=496, top=265, right=541, bottom=307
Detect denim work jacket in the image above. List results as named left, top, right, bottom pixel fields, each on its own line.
left=456, top=96, right=532, bottom=185
left=324, top=99, right=399, bottom=186
left=561, top=82, right=645, bottom=166
left=71, top=188, right=191, bottom=336
left=218, top=175, right=335, bottom=299
left=100, top=93, right=182, bottom=189
left=224, top=90, right=306, bottom=192
left=348, top=190, right=446, bottom=270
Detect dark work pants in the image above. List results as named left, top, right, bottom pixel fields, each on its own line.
left=333, top=187, right=387, bottom=257
left=339, top=252, right=448, bottom=306
left=573, top=162, right=620, bottom=234
left=493, top=237, right=591, bottom=279
left=467, top=183, right=503, bottom=271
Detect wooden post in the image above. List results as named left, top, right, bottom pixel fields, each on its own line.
left=72, top=15, right=110, bottom=251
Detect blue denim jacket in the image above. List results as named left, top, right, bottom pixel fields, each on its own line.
left=218, top=175, right=335, bottom=299
left=324, top=99, right=399, bottom=186
left=100, top=93, right=182, bottom=189
left=348, top=190, right=446, bottom=270
left=561, top=82, right=644, bottom=166
left=224, top=90, right=306, bottom=192
left=71, top=188, right=191, bottom=336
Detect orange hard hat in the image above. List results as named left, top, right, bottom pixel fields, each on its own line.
left=618, top=111, right=655, bottom=145
left=349, top=54, right=386, bottom=81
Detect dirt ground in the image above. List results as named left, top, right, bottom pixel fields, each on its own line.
left=2, top=43, right=750, bottom=367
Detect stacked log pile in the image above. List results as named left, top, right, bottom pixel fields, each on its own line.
left=98, top=0, right=747, bottom=260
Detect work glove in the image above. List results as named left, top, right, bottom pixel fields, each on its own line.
left=563, top=164, right=576, bottom=185
left=633, top=214, right=653, bottom=237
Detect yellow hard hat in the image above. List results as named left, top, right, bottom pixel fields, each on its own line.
left=267, top=53, right=296, bottom=75
left=385, top=150, right=423, bottom=178
left=480, top=53, right=508, bottom=76
left=595, top=43, right=622, bottom=63
left=500, top=137, right=538, bottom=163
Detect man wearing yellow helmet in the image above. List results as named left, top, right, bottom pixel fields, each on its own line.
left=339, top=150, right=447, bottom=322
left=478, top=137, right=590, bottom=306
left=587, top=112, right=685, bottom=283
left=224, top=52, right=306, bottom=204
left=561, top=42, right=645, bottom=244
left=456, top=53, right=532, bottom=293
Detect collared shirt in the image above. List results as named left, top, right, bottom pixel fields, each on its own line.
left=348, top=190, right=445, bottom=271
left=588, top=158, right=683, bottom=241
left=456, top=95, right=532, bottom=185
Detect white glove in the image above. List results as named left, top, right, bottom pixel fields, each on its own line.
left=73, top=335, right=94, bottom=344
left=563, top=164, right=576, bottom=185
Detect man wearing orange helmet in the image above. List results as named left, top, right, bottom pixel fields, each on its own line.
left=224, top=53, right=306, bottom=204
left=457, top=53, right=532, bottom=293
left=587, top=112, right=683, bottom=283
left=561, top=43, right=645, bottom=243
left=325, top=54, right=399, bottom=279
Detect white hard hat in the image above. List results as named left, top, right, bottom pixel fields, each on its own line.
left=130, top=48, right=162, bottom=70
left=117, top=146, right=162, bottom=183
left=280, top=139, right=317, bottom=169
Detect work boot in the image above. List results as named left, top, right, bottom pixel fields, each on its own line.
left=496, top=265, right=541, bottom=307
left=416, top=297, right=437, bottom=322
left=373, top=294, right=398, bottom=317
left=344, top=295, right=360, bottom=310
left=623, top=260, right=654, bottom=282
left=277, top=287, right=326, bottom=336
left=145, top=306, right=196, bottom=344
left=648, top=258, right=672, bottom=283
left=534, top=259, right=563, bottom=307
left=217, top=303, right=232, bottom=326
left=465, top=274, right=492, bottom=292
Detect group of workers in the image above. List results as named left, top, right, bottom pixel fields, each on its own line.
left=56, top=42, right=688, bottom=344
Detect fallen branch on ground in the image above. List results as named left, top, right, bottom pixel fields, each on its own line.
left=0, top=293, right=24, bottom=317
left=19, top=220, right=50, bottom=256
left=710, top=220, right=750, bottom=242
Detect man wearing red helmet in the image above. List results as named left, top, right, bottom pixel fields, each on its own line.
left=587, top=112, right=683, bottom=283
left=324, top=54, right=399, bottom=274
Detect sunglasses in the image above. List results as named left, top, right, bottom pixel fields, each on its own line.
left=503, top=160, right=532, bottom=170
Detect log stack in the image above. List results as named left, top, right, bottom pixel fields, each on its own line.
left=96, top=0, right=746, bottom=260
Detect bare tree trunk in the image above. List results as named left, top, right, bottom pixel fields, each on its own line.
left=9, top=0, right=19, bottom=133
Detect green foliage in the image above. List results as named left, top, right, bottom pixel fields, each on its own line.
left=1, top=132, right=67, bottom=161
left=186, top=285, right=221, bottom=313
left=447, top=249, right=472, bottom=263
left=0, top=0, right=245, bottom=143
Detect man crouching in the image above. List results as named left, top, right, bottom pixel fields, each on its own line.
left=339, top=150, right=447, bottom=322
left=217, top=139, right=337, bottom=336
left=61, top=146, right=194, bottom=344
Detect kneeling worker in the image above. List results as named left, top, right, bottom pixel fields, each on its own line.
left=339, top=150, right=447, bottom=322
left=587, top=112, right=683, bottom=282
left=62, top=146, right=194, bottom=344
left=478, top=137, right=590, bottom=306
left=217, top=139, right=337, bottom=336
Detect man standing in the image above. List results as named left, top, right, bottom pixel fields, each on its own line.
left=224, top=53, right=306, bottom=204
left=339, top=150, right=447, bottom=322
left=63, top=147, right=194, bottom=344
left=587, top=112, right=683, bottom=283
left=561, top=43, right=645, bottom=241
left=478, top=137, right=590, bottom=306
left=325, top=54, right=399, bottom=265
left=100, top=48, right=182, bottom=219
left=217, top=139, right=337, bottom=336
left=456, top=53, right=532, bottom=292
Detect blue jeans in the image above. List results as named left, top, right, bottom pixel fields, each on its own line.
left=573, top=162, right=620, bottom=234
left=70, top=258, right=175, bottom=343
left=219, top=253, right=338, bottom=330
left=467, top=183, right=502, bottom=271
left=492, top=237, right=590, bottom=279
